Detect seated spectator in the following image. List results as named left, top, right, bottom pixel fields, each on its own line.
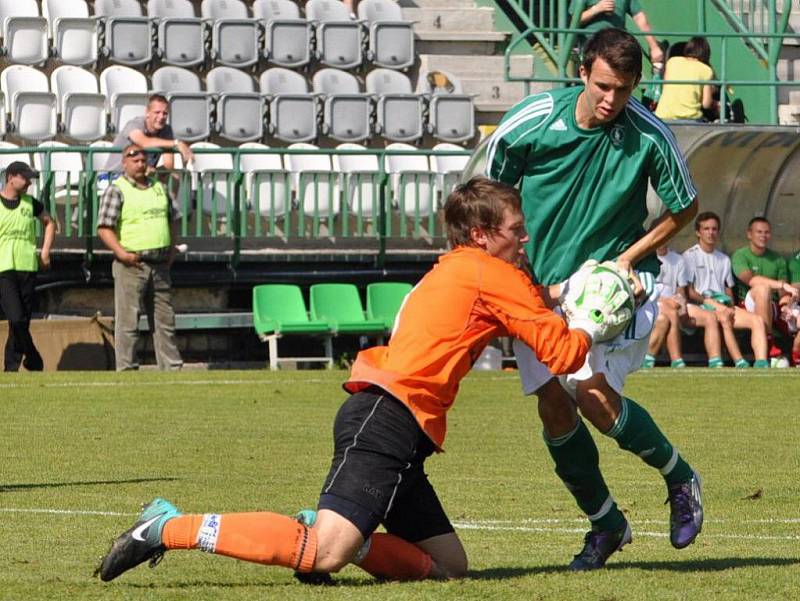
left=683, top=212, right=767, bottom=368
left=787, top=244, right=800, bottom=366
left=643, top=245, right=722, bottom=368
left=731, top=217, right=799, bottom=367
left=655, top=37, right=715, bottom=122
left=573, top=0, right=664, bottom=66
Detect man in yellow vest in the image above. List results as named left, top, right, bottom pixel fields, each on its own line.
left=97, top=144, right=183, bottom=371
left=0, top=161, right=55, bottom=371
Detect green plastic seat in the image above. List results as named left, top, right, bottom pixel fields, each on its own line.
left=366, top=282, right=413, bottom=330
left=310, top=283, right=387, bottom=334
left=252, top=284, right=331, bottom=335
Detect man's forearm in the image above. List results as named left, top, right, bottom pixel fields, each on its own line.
left=97, top=227, right=127, bottom=259
left=618, top=199, right=698, bottom=266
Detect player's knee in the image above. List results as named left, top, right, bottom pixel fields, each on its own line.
left=312, top=552, right=351, bottom=573
left=440, top=556, right=468, bottom=579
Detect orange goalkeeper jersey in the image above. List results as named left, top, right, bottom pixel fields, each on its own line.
left=344, top=246, right=589, bottom=449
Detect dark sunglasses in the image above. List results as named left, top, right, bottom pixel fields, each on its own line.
left=125, top=150, right=145, bottom=158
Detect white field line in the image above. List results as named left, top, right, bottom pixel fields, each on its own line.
left=2, top=508, right=799, bottom=541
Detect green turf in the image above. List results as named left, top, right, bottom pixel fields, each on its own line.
left=2, top=370, right=799, bottom=600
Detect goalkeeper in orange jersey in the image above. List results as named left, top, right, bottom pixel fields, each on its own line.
left=97, top=177, right=632, bottom=584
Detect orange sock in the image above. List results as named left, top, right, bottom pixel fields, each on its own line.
left=162, top=512, right=317, bottom=573
left=355, top=533, right=432, bottom=580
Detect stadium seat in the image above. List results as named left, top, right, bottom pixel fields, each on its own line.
left=33, top=141, right=84, bottom=205
left=42, top=0, right=98, bottom=66
left=1, top=65, right=57, bottom=141
left=332, top=143, right=381, bottom=222
left=148, top=0, right=205, bottom=68
left=0, top=0, right=48, bottom=65
left=417, top=69, right=475, bottom=143
left=95, top=0, right=154, bottom=67
left=239, top=142, right=289, bottom=222
left=152, top=66, right=212, bottom=141
left=430, top=142, right=469, bottom=200
left=50, top=66, right=106, bottom=142
left=189, top=141, right=235, bottom=225
left=201, top=0, right=260, bottom=68
left=206, top=66, right=265, bottom=143
left=260, top=67, right=318, bottom=143
left=309, top=283, right=386, bottom=335
left=254, top=0, right=312, bottom=69
left=358, top=0, right=414, bottom=70
left=99, top=65, right=149, bottom=134
left=313, top=68, right=372, bottom=142
left=0, top=93, right=7, bottom=139
left=384, top=142, right=435, bottom=219
left=88, top=140, right=114, bottom=195
left=252, top=284, right=333, bottom=370
left=366, top=68, right=424, bottom=142
left=366, top=281, right=412, bottom=331
left=0, top=141, right=32, bottom=174
left=305, top=0, right=363, bottom=70
left=285, top=142, right=340, bottom=220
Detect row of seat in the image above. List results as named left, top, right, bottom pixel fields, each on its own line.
left=0, top=64, right=474, bottom=144
left=1, top=0, right=413, bottom=70
left=252, top=281, right=411, bottom=368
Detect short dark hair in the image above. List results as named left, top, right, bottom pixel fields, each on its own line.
left=695, top=211, right=720, bottom=231
left=581, top=28, right=643, bottom=82
left=147, top=94, right=169, bottom=108
left=748, top=216, right=770, bottom=229
left=684, top=36, right=711, bottom=64
left=444, top=177, right=522, bottom=248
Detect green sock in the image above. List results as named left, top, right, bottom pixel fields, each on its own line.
left=670, top=358, right=686, bottom=368
left=605, top=398, right=693, bottom=487
left=545, top=419, right=625, bottom=532
left=708, top=357, right=724, bottom=368
left=754, top=359, right=770, bottom=368
left=735, top=358, right=750, bottom=368
left=641, top=354, right=656, bottom=368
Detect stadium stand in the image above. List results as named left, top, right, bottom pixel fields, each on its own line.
left=309, top=282, right=386, bottom=335
left=254, top=0, right=313, bottom=69
left=417, top=69, right=475, bottom=143
left=284, top=142, right=340, bottom=223
left=366, top=281, right=413, bottom=331
left=50, top=66, right=106, bottom=142
left=0, top=0, right=48, bottom=65
left=206, top=66, right=265, bottom=143
left=42, top=0, right=99, bottom=66
left=1, top=64, right=56, bottom=140
left=151, top=65, right=213, bottom=141
left=189, top=141, right=235, bottom=224
left=305, top=0, right=364, bottom=70
left=99, top=65, right=149, bottom=134
left=358, top=0, right=415, bottom=70
left=238, top=142, right=289, bottom=225
left=201, top=0, right=261, bottom=69
left=430, top=142, right=470, bottom=200
left=332, top=142, right=380, bottom=224
left=95, top=0, right=154, bottom=66
left=260, top=67, right=318, bottom=143
left=313, top=68, right=373, bottom=143
left=366, top=68, right=425, bottom=143
left=148, top=0, right=206, bottom=68
left=384, top=142, right=434, bottom=221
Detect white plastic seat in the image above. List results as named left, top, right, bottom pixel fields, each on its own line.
left=384, top=142, right=434, bottom=218
left=366, top=68, right=424, bottom=142
left=332, top=142, right=380, bottom=220
left=148, top=0, right=205, bottom=68
left=0, top=142, right=32, bottom=173
left=95, top=0, right=153, bottom=66
left=201, top=0, right=260, bottom=68
left=260, top=68, right=318, bottom=143
left=50, top=66, right=106, bottom=141
left=417, top=69, right=475, bottom=143
left=152, top=66, right=212, bottom=141
left=312, top=68, right=372, bottom=142
left=430, top=142, right=469, bottom=199
left=239, top=142, right=289, bottom=220
left=189, top=141, right=234, bottom=219
left=358, top=0, right=413, bottom=70
left=254, top=0, right=311, bottom=69
left=206, top=66, right=265, bottom=143
left=33, top=141, right=84, bottom=203
left=284, top=142, right=340, bottom=219
left=305, top=0, right=363, bottom=70
left=88, top=140, right=114, bottom=194
left=0, top=0, right=48, bottom=65
left=99, top=65, right=149, bottom=133
left=1, top=65, right=57, bottom=141
left=42, top=0, right=98, bottom=66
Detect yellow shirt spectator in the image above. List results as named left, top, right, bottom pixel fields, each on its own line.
left=655, top=56, right=714, bottom=121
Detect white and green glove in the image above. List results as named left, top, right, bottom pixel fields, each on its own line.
left=560, top=260, right=636, bottom=343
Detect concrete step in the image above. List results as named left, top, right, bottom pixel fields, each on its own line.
left=777, top=103, right=800, bottom=124
left=462, top=78, right=553, bottom=111
left=789, top=90, right=800, bottom=105
left=414, top=31, right=507, bottom=55
left=419, top=54, right=535, bottom=79
left=402, top=7, right=496, bottom=31
left=776, top=58, right=800, bottom=103
left=398, top=0, right=477, bottom=8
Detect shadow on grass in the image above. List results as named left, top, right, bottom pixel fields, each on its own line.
left=1, top=477, right=179, bottom=492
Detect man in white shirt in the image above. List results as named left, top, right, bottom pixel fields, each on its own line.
left=682, top=211, right=768, bottom=368
left=643, top=245, right=722, bottom=368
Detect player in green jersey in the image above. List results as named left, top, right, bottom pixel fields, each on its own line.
left=487, top=28, right=703, bottom=570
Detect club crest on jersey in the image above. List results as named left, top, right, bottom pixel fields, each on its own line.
left=609, top=124, right=625, bottom=146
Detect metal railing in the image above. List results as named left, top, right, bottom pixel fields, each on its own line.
left=12, top=145, right=471, bottom=267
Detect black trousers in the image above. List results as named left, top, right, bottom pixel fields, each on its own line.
left=0, top=271, right=43, bottom=371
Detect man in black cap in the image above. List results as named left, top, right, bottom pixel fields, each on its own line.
left=0, top=161, right=55, bottom=371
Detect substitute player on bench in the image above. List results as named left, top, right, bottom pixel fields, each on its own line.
left=487, top=27, right=703, bottom=569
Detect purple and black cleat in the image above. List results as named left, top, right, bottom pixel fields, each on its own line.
left=667, top=470, right=704, bottom=549
left=569, top=519, right=632, bottom=571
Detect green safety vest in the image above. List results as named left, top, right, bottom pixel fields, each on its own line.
left=0, top=194, right=38, bottom=272
left=114, top=177, right=171, bottom=252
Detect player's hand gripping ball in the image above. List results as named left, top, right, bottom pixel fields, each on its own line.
left=561, top=260, right=636, bottom=343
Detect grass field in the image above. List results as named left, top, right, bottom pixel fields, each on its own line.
left=2, top=369, right=799, bottom=600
